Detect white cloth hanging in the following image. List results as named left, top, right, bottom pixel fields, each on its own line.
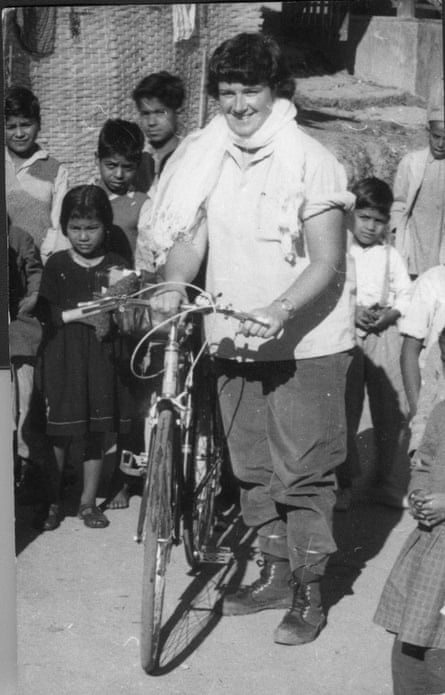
left=172, top=4, right=196, bottom=42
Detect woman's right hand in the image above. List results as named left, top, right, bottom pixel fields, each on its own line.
left=149, top=287, right=187, bottom=324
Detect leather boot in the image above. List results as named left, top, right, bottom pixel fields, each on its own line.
left=273, top=569, right=326, bottom=645
left=221, top=553, right=292, bottom=616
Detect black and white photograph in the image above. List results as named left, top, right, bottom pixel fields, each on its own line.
left=2, top=2, right=445, bottom=693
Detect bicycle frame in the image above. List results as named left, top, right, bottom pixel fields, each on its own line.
left=121, top=318, right=194, bottom=544
left=120, top=312, right=232, bottom=564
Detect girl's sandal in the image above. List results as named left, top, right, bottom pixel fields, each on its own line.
left=78, top=504, right=109, bottom=529
left=43, top=503, right=61, bottom=531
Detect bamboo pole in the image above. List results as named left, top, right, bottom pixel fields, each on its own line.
left=443, top=1, right=445, bottom=119
left=198, top=47, right=208, bottom=129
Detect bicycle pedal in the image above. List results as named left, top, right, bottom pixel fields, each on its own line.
left=120, top=450, right=147, bottom=477
left=199, top=545, right=233, bottom=564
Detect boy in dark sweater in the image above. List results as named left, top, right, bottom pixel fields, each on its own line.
left=5, top=86, right=69, bottom=263
left=93, top=118, right=152, bottom=268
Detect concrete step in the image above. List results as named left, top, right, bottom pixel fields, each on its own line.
left=295, top=72, right=425, bottom=111
left=295, top=72, right=427, bottom=128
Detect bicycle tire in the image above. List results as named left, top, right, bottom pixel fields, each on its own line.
left=136, top=455, right=151, bottom=544
left=183, top=384, right=222, bottom=569
left=140, top=408, right=175, bottom=674
left=135, top=411, right=156, bottom=543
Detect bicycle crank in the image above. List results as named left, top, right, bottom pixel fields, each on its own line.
left=199, top=545, right=234, bottom=564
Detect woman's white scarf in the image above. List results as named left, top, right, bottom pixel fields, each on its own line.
left=136, top=99, right=309, bottom=270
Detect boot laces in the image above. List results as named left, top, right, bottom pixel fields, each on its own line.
left=290, top=578, right=311, bottom=618
left=249, top=556, right=285, bottom=593
left=250, top=558, right=272, bottom=591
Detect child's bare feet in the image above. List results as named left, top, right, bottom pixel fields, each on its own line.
left=107, top=484, right=130, bottom=509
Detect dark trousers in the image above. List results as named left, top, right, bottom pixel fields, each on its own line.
left=216, top=352, right=350, bottom=574
left=337, top=329, right=409, bottom=492
left=392, top=639, right=445, bottom=695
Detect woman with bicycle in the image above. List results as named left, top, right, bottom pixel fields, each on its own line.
left=138, top=32, right=355, bottom=647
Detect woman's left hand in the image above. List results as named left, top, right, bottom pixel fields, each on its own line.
left=417, top=493, right=445, bottom=527
left=237, top=303, right=288, bottom=339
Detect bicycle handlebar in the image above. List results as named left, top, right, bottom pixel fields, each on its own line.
left=61, top=297, right=151, bottom=324
left=61, top=290, right=270, bottom=328
left=181, top=300, right=270, bottom=327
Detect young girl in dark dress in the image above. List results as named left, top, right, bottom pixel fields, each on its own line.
left=374, top=330, right=445, bottom=694
left=36, top=185, right=135, bottom=530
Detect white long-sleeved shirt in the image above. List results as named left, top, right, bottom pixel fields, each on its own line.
left=349, top=240, right=412, bottom=316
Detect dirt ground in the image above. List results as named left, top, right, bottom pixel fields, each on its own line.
left=16, top=72, right=428, bottom=695
left=295, top=71, right=428, bottom=183
left=16, top=418, right=415, bottom=695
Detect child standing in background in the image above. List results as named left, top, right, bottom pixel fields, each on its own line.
left=131, top=71, right=185, bottom=193
left=336, top=178, right=412, bottom=511
left=391, top=80, right=445, bottom=279
left=93, top=118, right=152, bottom=267
left=8, top=219, right=45, bottom=501
left=91, top=119, right=154, bottom=508
left=35, top=185, right=135, bottom=531
left=5, top=86, right=69, bottom=263
left=374, top=355, right=445, bottom=693
left=399, top=262, right=445, bottom=423
left=408, top=332, right=445, bottom=458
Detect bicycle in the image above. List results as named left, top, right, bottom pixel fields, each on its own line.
left=63, top=277, right=268, bottom=674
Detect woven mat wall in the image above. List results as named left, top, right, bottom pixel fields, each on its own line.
left=4, top=4, right=263, bottom=186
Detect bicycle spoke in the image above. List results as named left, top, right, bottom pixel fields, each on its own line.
left=140, top=409, right=174, bottom=674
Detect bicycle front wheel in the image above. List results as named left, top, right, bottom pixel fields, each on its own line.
left=183, top=384, right=222, bottom=569
left=140, top=408, right=174, bottom=674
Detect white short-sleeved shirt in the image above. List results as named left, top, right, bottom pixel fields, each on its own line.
left=399, top=265, right=445, bottom=367
left=202, top=129, right=355, bottom=361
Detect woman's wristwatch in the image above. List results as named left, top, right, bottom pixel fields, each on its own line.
left=273, top=297, right=297, bottom=320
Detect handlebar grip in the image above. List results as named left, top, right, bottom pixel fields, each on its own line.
left=62, top=307, right=90, bottom=323
left=62, top=306, right=108, bottom=323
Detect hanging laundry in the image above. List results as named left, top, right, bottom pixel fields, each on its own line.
left=172, top=4, right=196, bottom=42
left=14, top=6, right=57, bottom=57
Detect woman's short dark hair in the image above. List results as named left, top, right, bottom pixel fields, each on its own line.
left=352, top=177, right=393, bottom=216
left=132, top=71, right=185, bottom=110
left=5, top=85, right=41, bottom=126
left=97, top=119, right=145, bottom=164
left=60, top=185, right=113, bottom=236
left=207, top=33, right=295, bottom=100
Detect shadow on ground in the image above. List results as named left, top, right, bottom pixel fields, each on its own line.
left=16, top=422, right=407, bottom=675
left=150, top=496, right=403, bottom=674
left=14, top=446, right=120, bottom=555
left=326, top=502, right=403, bottom=613
left=325, top=425, right=405, bottom=613
left=15, top=473, right=85, bottom=555
left=153, top=512, right=256, bottom=675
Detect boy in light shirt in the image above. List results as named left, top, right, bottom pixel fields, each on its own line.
left=336, top=177, right=412, bottom=511
left=5, top=85, right=69, bottom=263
